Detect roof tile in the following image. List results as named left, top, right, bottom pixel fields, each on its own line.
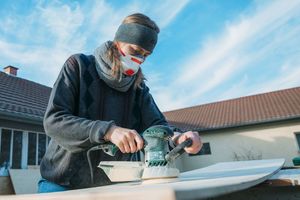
left=0, top=72, right=51, bottom=119
left=164, top=87, right=300, bottom=131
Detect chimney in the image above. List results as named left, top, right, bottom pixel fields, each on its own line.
left=3, top=66, right=19, bottom=76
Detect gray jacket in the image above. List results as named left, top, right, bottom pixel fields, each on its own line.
left=40, top=54, right=169, bottom=189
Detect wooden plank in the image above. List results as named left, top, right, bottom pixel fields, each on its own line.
left=0, top=159, right=284, bottom=200
left=208, top=185, right=300, bottom=200
left=260, top=168, right=300, bottom=186
left=0, top=176, right=15, bottom=195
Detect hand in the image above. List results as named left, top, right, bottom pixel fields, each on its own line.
left=104, top=125, right=144, bottom=153
left=173, top=131, right=202, bottom=154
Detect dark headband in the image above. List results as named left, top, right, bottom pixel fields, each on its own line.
left=114, top=23, right=158, bottom=52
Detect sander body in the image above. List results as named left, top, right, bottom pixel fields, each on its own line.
left=98, top=125, right=192, bottom=182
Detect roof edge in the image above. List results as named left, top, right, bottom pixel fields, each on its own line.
left=0, top=71, right=52, bottom=89
left=169, top=115, right=300, bottom=132
left=0, top=109, right=43, bottom=125
left=202, top=115, right=300, bottom=132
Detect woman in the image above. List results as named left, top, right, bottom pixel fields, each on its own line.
left=38, top=13, right=202, bottom=193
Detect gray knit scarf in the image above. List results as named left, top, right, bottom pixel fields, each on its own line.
left=94, top=41, right=136, bottom=92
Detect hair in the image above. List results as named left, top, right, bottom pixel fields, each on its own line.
left=107, top=13, right=160, bottom=89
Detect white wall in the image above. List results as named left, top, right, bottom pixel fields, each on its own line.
left=181, top=120, right=300, bottom=171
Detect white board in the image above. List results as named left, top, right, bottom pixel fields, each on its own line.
left=0, top=159, right=285, bottom=200
left=9, top=169, right=40, bottom=194
left=173, top=158, right=285, bottom=199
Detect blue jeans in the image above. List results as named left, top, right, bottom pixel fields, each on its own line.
left=38, top=178, right=68, bottom=193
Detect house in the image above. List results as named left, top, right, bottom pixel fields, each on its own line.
left=1, top=65, right=300, bottom=195
left=0, top=66, right=51, bottom=170
left=164, top=87, right=300, bottom=171
left=1, top=66, right=300, bottom=172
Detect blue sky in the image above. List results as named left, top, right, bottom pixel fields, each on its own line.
left=1, top=0, right=300, bottom=112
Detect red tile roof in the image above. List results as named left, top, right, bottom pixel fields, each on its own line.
left=0, top=72, right=51, bottom=122
left=163, top=87, right=300, bottom=131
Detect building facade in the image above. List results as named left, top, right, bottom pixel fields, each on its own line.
left=164, top=87, right=300, bottom=171
left=1, top=66, right=300, bottom=173
left=0, top=67, right=51, bottom=172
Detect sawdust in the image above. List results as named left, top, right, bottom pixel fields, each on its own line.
left=142, top=166, right=180, bottom=180
left=141, top=177, right=179, bottom=185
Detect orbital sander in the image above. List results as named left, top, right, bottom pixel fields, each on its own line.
left=97, top=125, right=192, bottom=182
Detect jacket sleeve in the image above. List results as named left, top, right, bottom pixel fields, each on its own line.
left=43, top=55, right=115, bottom=153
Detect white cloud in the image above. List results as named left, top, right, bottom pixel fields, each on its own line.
left=217, top=74, right=249, bottom=101
left=148, top=0, right=190, bottom=28
left=0, top=0, right=190, bottom=87
left=0, top=39, right=70, bottom=86
left=253, top=61, right=300, bottom=94
left=38, top=3, right=84, bottom=46
left=179, top=0, right=300, bottom=83
left=153, top=0, right=300, bottom=111
left=3, top=0, right=299, bottom=113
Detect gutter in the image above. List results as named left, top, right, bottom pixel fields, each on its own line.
left=0, top=109, right=43, bottom=125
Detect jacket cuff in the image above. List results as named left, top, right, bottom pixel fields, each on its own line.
left=89, top=120, right=116, bottom=144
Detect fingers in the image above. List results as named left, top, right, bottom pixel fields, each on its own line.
left=118, top=142, right=125, bottom=154
left=108, top=127, right=143, bottom=154
left=121, top=130, right=136, bottom=153
left=126, top=130, right=144, bottom=153
left=117, top=131, right=133, bottom=153
left=133, top=131, right=144, bottom=150
left=177, top=133, right=188, bottom=144
left=123, top=136, right=132, bottom=153
left=127, top=137, right=136, bottom=153
left=178, top=131, right=203, bottom=154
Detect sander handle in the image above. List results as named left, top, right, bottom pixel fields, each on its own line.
left=165, top=138, right=193, bottom=162
left=96, top=142, right=120, bottom=156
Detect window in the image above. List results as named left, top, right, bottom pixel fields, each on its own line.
left=189, top=142, right=211, bottom=156
left=0, top=129, right=12, bottom=167
left=0, top=127, right=48, bottom=168
left=295, top=133, right=300, bottom=150
left=28, top=132, right=37, bottom=165
left=27, top=132, right=48, bottom=166
left=38, top=134, right=46, bottom=165
left=12, top=131, right=23, bottom=169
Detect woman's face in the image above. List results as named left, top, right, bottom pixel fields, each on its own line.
left=117, top=41, right=151, bottom=58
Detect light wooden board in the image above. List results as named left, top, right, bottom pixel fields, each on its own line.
left=0, top=159, right=284, bottom=200
left=0, top=176, right=14, bottom=195
left=263, top=168, right=300, bottom=186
